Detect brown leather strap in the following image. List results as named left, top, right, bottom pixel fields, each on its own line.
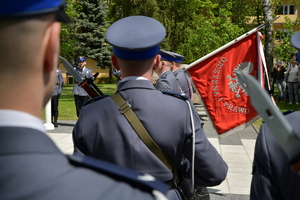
left=111, top=93, right=178, bottom=185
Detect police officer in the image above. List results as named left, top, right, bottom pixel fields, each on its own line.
left=51, top=67, right=64, bottom=127
left=112, top=68, right=122, bottom=84
left=72, top=56, right=93, bottom=117
left=73, top=15, right=228, bottom=200
left=154, top=50, right=181, bottom=93
left=170, top=52, right=193, bottom=99
left=250, top=111, right=300, bottom=199
left=0, top=1, right=171, bottom=199
left=249, top=31, right=300, bottom=200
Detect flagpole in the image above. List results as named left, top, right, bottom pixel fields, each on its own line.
left=185, top=28, right=258, bottom=70
left=185, top=16, right=280, bottom=70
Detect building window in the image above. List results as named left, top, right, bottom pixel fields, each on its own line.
left=276, top=5, right=295, bottom=15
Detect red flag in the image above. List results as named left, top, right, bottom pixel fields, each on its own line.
left=187, top=31, right=264, bottom=136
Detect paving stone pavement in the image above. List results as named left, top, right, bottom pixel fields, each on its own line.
left=45, top=112, right=258, bottom=200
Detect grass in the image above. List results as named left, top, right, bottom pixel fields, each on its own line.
left=44, top=82, right=298, bottom=131
left=43, top=83, right=117, bottom=120
left=252, top=84, right=300, bottom=130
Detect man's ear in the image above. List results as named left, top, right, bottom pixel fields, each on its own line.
left=44, top=22, right=61, bottom=73
left=153, top=54, right=161, bottom=70
left=170, top=61, right=176, bottom=70
left=111, top=55, right=120, bottom=70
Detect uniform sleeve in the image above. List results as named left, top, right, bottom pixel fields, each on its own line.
left=59, top=70, right=64, bottom=83
left=184, top=106, right=228, bottom=186
left=250, top=124, right=281, bottom=200
left=72, top=112, right=90, bottom=155
left=88, top=69, right=93, bottom=78
left=58, top=70, right=64, bottom=88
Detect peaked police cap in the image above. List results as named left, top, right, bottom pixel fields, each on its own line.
left=159, top=50, right=184, bottom=63
left=77, top=56, right=86, bottom=62
left=291, top=31, right=300, bottom=51
left=0, top=0, right=72, bottom=25
left=105, top=16, right=166, bottom=60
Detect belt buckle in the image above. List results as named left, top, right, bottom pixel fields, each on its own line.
left=119, top=101, right=131, bottom=114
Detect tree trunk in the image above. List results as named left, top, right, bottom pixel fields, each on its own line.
left=262, top=0, right=273, bottom=86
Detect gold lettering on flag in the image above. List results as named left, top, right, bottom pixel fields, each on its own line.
left=187, top=32, right=261, bottom=136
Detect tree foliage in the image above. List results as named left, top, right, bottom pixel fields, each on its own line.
left=180, top=2, right=245, bottom=63
left=106, top=0, right=250, bottom=63
left=73, top=0, right=111, bottom=68
left=60, top=0, right=78, bottom=61
left=107, top=0, right=159, bottom=21
left=274, top=17, right=300, bottom=64
left=61, top=0, right=300, bottom=75
left=155, top=0, right=212, bottom=53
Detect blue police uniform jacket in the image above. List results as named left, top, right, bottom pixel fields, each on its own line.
left=173, top=68, right=192, bottom=99
left=155, top=70, right=181, bottom=93
left=73, top=79, right=228, bottom=186
left=0, top=110, right=168, bottom=200
left=72, top=67, right=93, bottom=96
left=250, top=111, right=300, bottom=200
left=53, top=69, right=64, bottom=96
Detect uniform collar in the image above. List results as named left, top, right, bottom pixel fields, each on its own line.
left=173, top=68, right=183, bottom=73
left=120, top=76, right=148, bottom=82
left=0, top=109, right=46, bottom=133
left=160, top=69, right=171, bottom=76
left=117, top=79, right=155, bottom=92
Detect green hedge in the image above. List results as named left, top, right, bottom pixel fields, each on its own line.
left=97, top=77, right=118, bottom=84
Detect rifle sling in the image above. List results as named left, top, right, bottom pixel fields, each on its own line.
left=110, top=93, right=178, bottom=185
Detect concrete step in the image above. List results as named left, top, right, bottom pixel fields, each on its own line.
left=193, top=103, right=209, bottom=121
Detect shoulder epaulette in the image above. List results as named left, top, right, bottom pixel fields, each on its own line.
left=67, top=154, right=170, bottom=194
left=162, top=91, right=189, bottom=101
left=83, top=95, right=108, bottom=106
left=161, top=74, right=167, bottom=79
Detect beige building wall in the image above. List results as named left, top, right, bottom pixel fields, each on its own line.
left=247, top=1, right=299, bottom=30
left=58, top=57, right=111, bottom=83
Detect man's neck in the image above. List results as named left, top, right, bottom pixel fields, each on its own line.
left=172, top=68, right=181, bottom=72
left=161, top=68, right=170, bottom=74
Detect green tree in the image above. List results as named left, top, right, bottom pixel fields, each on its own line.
left=60, top=0, right=78, bottom=61
left=180, top=1, right=245, bottom=63
left=156, top=0, right=215, bottom=53
left=74, top=0, right=111, bottom=68
left=106, top=0, right=246, bottom=63
left=215, top=0, right=261, bottom=28
left=261, top=0, right=300, bottom=77
left=105, top=0, right=300, bottom=68
left=106, top=0, right=159, bottom=21
left=274, top=17, right=300, bottom=64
